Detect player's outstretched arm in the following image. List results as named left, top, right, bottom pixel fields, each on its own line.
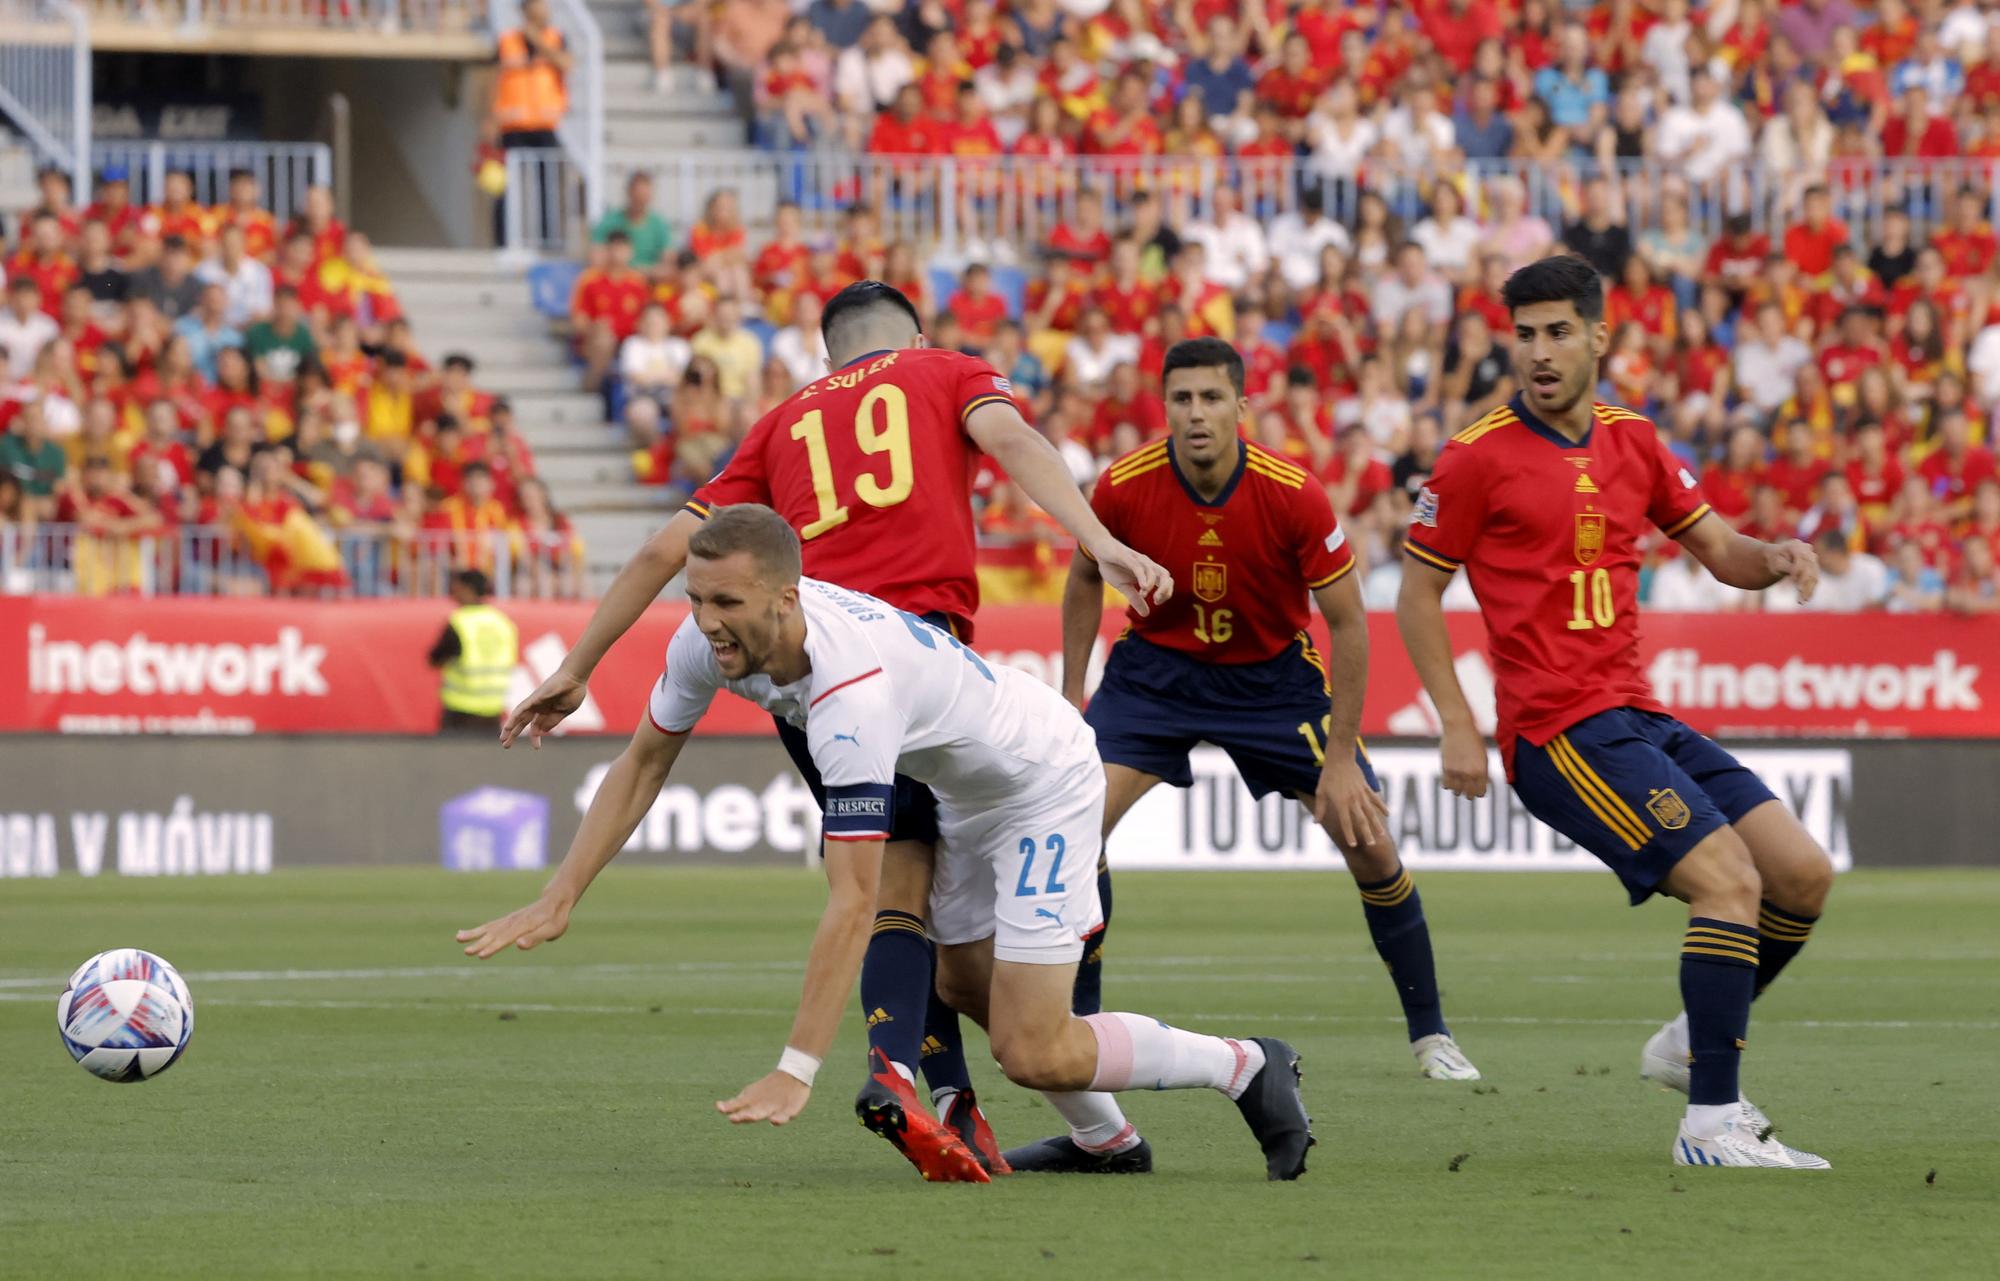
left=717, top=836, right=884, bottom=1126
left=457, top=721, right=686, bottom=957
left=1312, top=573, right=1390, bottom=846
left=965, top=400, right=1173, bottom=614
left=1396, top=561, right=1490, bottom=799
left=1675, top=512, right=1819, bottom=604
left=500, top=509, right=703, bottom=748
left=1059, top=549, right=1105, bottom=709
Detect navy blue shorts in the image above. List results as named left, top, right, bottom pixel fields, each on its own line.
left=1511, top=707, right=1777, bottom=905
left=1086, top=633, right=1377, bottom=800
left=775, top=610, right=947, bottom=848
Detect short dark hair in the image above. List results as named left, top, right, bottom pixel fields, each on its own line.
left=444, top=353, right=476, bottom=372
left=1161, top=337, right=1245, bottom=396
left=462, top=461, right=492, bottom=480
left=454, top=568, right=492, bottom=597
left=688, top=503, right=803, bottom=584
left=1501, top=254, right=1605, bottom=322
left=605, top=229, right=631, bottom=246
left=820, top=279, right=922, bottom=351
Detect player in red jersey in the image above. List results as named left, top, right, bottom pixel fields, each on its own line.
left=1004, top=338, right=1484, bottom=1175
left=500, top=281, right=1170, bottom=1181
left=1398, top=257, right=1834, bottom=1169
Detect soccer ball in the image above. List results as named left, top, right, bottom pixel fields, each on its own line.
left=57, top=949, right=195, bottom=1083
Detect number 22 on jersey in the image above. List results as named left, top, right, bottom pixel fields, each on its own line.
left=788, top=385, right=914, bottom=539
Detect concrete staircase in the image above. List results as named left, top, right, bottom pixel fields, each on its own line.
left=375, top=245, right=674, bottom=591
left=379, top=8, right=750, bottom=591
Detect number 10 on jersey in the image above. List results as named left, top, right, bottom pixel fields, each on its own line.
left=789, top=385, right=914, bottom=538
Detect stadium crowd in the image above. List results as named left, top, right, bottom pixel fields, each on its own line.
left=0, top=166, right=584, bottom=598
left=591, top=0, right=2000, bottom=613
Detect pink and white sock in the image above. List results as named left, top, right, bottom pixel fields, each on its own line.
left=1084, top=1012, right=1266, bottom=1100
left=1041, top=1090, right=1140, bottom=1153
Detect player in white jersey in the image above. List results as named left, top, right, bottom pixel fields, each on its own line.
left=459, top=506, right=1316, bottom=1182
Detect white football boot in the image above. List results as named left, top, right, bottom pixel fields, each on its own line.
left=1674, top=1115, right=1831, bottom=1169
left=1641, top=1013, right=1774, bottom=1132
left=1412, top=1033, right=1482, bottom=1081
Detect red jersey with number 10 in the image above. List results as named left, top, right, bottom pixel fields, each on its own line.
left=688, top=348, right=1015, bottom=636
left=1403, top=397, right=1712, bottom=774
left=1089, top=437, right=1354, bottom=663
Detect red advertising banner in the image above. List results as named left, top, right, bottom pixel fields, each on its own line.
left=1, top=596, right=1994, bottom=738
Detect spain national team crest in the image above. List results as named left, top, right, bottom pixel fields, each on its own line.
left=1647, top=788, right=1691, bottom=830
left=1193, top=560, right=1227, bottom=602
left=1574, top=511, right=1607, bottom=565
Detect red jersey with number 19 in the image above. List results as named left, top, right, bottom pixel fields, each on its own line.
left=687, top=348, right=1015, bottom=637
left=1089, top=437, right=1354, bottom=662
left=1403, top=397, right=1712, bottom=774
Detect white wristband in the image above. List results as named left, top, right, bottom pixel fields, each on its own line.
left=776, top=1046, right=821, bottom=1087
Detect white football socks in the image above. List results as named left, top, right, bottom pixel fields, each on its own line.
left=1041, top=1090, right=1139, bottom=1153
left=1083, top=1012, right=1266, bottom=1100
left=1685, top=1102, right=1739, bottom=1139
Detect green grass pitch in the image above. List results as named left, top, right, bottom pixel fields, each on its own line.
left=3, top=867, right=1995, bottom=1279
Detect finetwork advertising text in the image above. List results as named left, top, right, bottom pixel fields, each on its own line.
left=28, top=625, right=329, bottom=697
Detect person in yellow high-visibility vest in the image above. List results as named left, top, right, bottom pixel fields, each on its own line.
left=428, top=569, right=519, bottom=735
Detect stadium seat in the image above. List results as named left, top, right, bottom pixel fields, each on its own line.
left=528, top=260, right=582, bottom=320
left=743, top=317, right=775, bottom=356
left=991, top=265, right=1027, bottom=318
left=1264, top=321, right=1298, bottom=351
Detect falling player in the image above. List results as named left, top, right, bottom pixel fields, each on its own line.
left=499, top=281, right=1168, bottom=1180
left=460, top=508, right=1316, bottom=1181
left=1002, top=338, right=1481, bottom=1175
left=1396, top=255, right=1834, bottom=1169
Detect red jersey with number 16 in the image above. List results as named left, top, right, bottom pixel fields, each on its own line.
left=1403, top=397, right=1712, bottom=774
left=687, top=348, right=1015, bottom=637
left=1088, top=437, right=1354, bottom=663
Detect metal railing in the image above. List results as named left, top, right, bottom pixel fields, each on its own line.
left=82, top=0, right=479, bottom=32
left=0, top=524, right=587, bottom=600
left=0, top=0, right=91, bottom=200
left=502, top=147, right=580, bottom=256
left=92, top=140, right=333, bottom=223
left=642, top=151, right=2000, bottom=261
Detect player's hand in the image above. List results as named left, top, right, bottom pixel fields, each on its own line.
left=500, top=669, right=588, bottom=749
left=717, top=1071, right=811, bottom=1125
left=1090, top=539, right=1174, bottom=615
left=1312, top=756, right=1389, bottom=849
left=456, top=893, right=572, bottom=958
left=1439, top=723, right=1490, bottom=799
left=1765, top=538, right=1819, bottom=604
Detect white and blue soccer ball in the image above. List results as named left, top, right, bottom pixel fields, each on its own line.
left=57, top=949, right=195, bottom=1083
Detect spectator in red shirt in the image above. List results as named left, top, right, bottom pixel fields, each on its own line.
left=1085, top=69, right=1164, bottom=156
left=1703, top=214, right=1772, bottom=302
left=1845, top=419, right=1906, bottom=528
left=1257, top=33, right=1326, bottom=121
left=1880, top=86, right=1958, bottom=159
left=140, top=170, right=216, bottom=259
left=945, top=84, right=1004, bottom=160
left=1765, top=426, right=1834, bottom=520
left=1092, top=236, right=1155, bottom=336
left=1885, top=474, right=1953, bottom=566
left=1605, top=256, right=1678, bottom=346
left=751, top=200, right=811, bottom=314
left=84, top=165, right=143, bottom=263
left=868, top=83, right=938, bottom=159
left=1931, top=186, right=1999, bottom=279
left=1090, top=360, right=1166, bottom=448
left=1817, top=306, right=1886, bottom=401
left=946, top=263, right=1009, bottom=350
left=1236, top=302, right=1288, bottom=406
left=1321, top=423, right=1391, bottom=516
left=570, top=231, right=652, bottom=391
left=1920, top=410, right=2000, bottom=522
left=1047, top=188, right=1112, bottom=269
left=1420, top=0, right=1504, bottom=74
left=7, top=213, right=80, bottom=315
left=219, top=168, right=280, bottom=262
left=1782, top=184, right=1848, bottom=282
left=1701, top=424, right=1768, bottom=524
left=1024, top=253, right=1090, bottom=338
left=27, top=166, right=82, bottom=241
